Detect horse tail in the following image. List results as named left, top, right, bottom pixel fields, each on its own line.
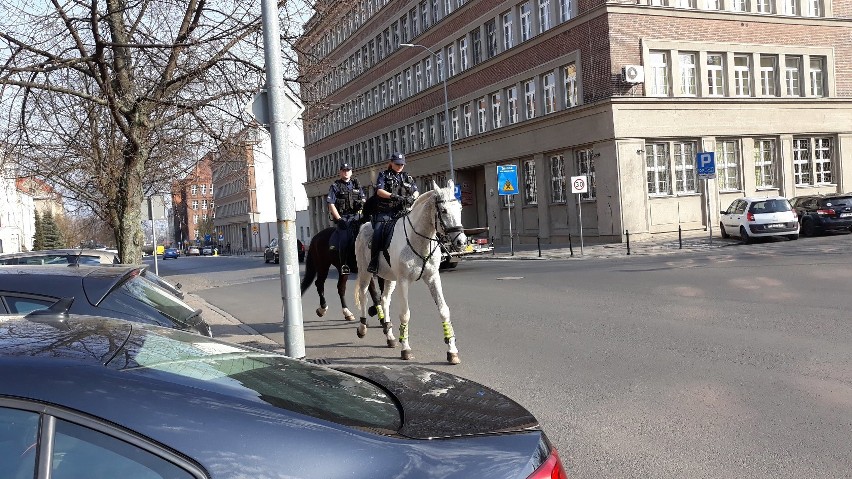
left=300, top=250, right=316, bottom=296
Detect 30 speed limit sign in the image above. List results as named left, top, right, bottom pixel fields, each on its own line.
left=570, top=175, right=588, bottom=194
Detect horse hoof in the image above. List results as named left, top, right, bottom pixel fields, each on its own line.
left=316, top=307, right=326, bottom=317
left=356, top=325, right=367, bottom=338
left=401, top=350, right=414, bottom=360
left=387, top=339, right=397, bottom=348
left=344, top=314, right=355, bottom=321
left=368, top=306, right=377, bottom=317
left=447, top=352, right=461, bottom=365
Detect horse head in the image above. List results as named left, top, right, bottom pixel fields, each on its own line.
left=432, top=179, right=467, bottom=251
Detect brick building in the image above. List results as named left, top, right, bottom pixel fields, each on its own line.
left=296, top=0, right=852, bottom=244
left=172, top=156, right=214, bottom=248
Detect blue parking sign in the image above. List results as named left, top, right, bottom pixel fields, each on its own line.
left=454, top=184, right=462, bottom=201
left=497, top=165, right=518, bottom=196
left=696, top=152, right=716, bottom=179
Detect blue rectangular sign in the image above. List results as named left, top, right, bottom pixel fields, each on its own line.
left=696, top=152, right=716, bottom=179
left=497, top=165, right=519, bottom=196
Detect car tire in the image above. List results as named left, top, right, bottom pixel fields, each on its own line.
left=739, top=226, right=751, bottom=244
left=787, top=234, right=799, bottom=241
left=274, top=255, right=279, bottom=264
left=720, top=223, right=729, bottom=239
left=802, top=219, right=816, bottom=237
left=264, top=255, right=269, bottom=264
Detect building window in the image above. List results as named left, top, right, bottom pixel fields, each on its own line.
left=425, top=57, right=433, bottom=87
left=757, top=0, right=773, bottom=12
left=754, top=139, right=777, bottom=188
left=404, top=68, right=412, bottom=98
left=451, top=108, right=460, bottom=140
left=436, top=50, right=444, bottom=81
left=575, top=148, right=596, bottom=200
left=550, top=154, right=566, bottom=203
left=646, top=143, right=670, bottom=195
left=564, top=62, right=578, bottom=107
left=201, top=200, right=207, bottom=210
left=716, top=140, right=742, bottom=191
left=559, top=0, right=572, bottom=21
left=506, top=86, right=518, bottom=124
left=792, top=137, right=833, bottom=185
left=502, top=11, right=514, bottom=50
left=680, top=52, right=697, bottom=96
left=444, top=0, right=453, bottom=15
left=784, top=0, right=797, bottom=13
left=543, top=72, right=556, bottom=114
left=672, top=142, right=697, bottom=194
left=792, top=138, right=811, bottom=185
left=707, top=53, right=725, bottom=96
left=446, top=44, right=456, bottom=77
left=458, top=36, right=469, bottom=71
left=731, top=0, right=748, bottom=11
left=733, top=54, right=751, bottom=96
left=193, top=214, right=199, bottom=224
left=524, top=79, right=536, bottom=119
left=759, top=55, right=777, bottom=96
left=200, top=184, right=207, bottom=195
left=415, top=63, right=423, bottom=92
left=191, top=200, right=198, bottom=210
left=420, top=0, right=429, bottom=28
left=809, top=56, right=826, bottom=97
left=648, top=51, right=669, bottom=96
left=190, top=185, right=197, bottom=196
left=471, top=29, right=482, bottom=65
left=438, top=112, right=447, bottom=144
left=477, top=97, right=487, bottom=133
left=523, top=159, right=537, bottom=204
left=417, top=120, right=426, bottom=148
left=486, top=20, right=498, bottom=58
left=785, top=56, right=802, bottom=96
left=519, top=2, right=532, bottom=41
left=539, top=0, right=551, bottom=31
left=463, top=103, right=472, bottom=137
left=427, top=116, right=435, bottom=146
left=807, top=0, right=822, bottom=16
left=491, top=92, right=503, bottom=128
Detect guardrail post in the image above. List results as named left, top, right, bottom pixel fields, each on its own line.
left=537, top=236, right=541, bottom=257
left=626, top=230, right=631, bottom=255
left=568, top=233, right=574, bottom=257
left=678, top=225, right=682, bottom=249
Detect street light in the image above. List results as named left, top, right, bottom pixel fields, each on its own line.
left=400, top=43, right=455, bottom=183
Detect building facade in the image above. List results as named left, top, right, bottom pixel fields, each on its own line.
left=296, top=0, right=852, bottom=244
left=0, top=162, right=35, bottom=253
left=172, top=156, right=214, bottom=249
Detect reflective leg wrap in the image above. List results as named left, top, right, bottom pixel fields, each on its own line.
left=399, top=323, right=408, bottom=343
left=442, top=321, right=454, bottom=344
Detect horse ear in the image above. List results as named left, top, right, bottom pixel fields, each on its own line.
left=447, top=179, right=454, bottom=191
left=431, top=180, right=439, bottom=190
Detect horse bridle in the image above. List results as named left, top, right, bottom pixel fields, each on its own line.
left=403, top=192, right=462, bottom=280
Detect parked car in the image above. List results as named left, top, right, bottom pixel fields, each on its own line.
left=0, top=248, right=120, bottom=265
left=265, top=238, right=306, bottom=264
left=0, top=265, right=210, bottom=336
left=720, top=196, right=799, bottom=243
left=789, top=194, right=852, bottom=236
left=201, top=245, right=214, bottom=256
left=187, top=246, right=201, bottom=256
left=162, top=247, right=180, bottom=259
left=0, top=313, right=567, bottom=479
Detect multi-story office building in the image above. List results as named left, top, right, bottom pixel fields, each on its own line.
left=296, top=0, right=852, bottom=244
left=172, top=157, right=214, bottom=248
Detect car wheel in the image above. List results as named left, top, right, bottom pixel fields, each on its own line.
left=274, top=255, right=279, bottom=264
left=264, top=254, right=269, bottom=264
left=739, top=226, right=751, bottom=244
left=802, top=219, right=816, bottom=237
left=720, top=222, right=729, bottom=239
left=787, top=234, right=799, bottom=241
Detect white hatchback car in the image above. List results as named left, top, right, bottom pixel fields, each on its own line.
left=720, top=196, right=799, bottom=243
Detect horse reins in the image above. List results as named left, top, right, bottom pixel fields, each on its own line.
left=403, top=193, right=461, bottom=281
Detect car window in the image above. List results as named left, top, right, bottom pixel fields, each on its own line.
left=821, top=196, right=852, bottom=207
left=110, top=333, right=402, bottom=432
left=99, top=275, right=196, bottom=327
left=0, top=407, right=39, bottom=479
left=3, top=295, right=57, bottom=314
left=734, top=201, right=747, bottom=214
left=749, top=199, right=791, bottom=214
left=51, top=419, right=195, bottom=479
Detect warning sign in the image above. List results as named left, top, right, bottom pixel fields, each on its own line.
left=497, top=165, right=518, bottom=196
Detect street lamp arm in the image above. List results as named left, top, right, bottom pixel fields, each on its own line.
left=400, top=43, right=455, bottom=184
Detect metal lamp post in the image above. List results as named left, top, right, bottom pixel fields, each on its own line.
left=400, top=43, right=454, bottom=183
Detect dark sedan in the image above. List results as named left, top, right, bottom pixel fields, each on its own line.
left=264, top=238, right=306, bottom=264
left=0, top=314, right=567, bottom=479
left=790, top=194, right=852, bottom=235
left=0, top=265, right=210, bottom=336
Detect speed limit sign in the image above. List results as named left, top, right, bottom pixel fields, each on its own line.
left=570, top=175, right=588, bottom=194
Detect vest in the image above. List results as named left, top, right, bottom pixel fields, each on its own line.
left=333, top=179, right=361, bottom=216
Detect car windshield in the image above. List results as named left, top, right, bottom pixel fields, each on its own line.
left=100, top=274, right=197, bottom=326
left=109, top=330, right=402, bottom=431
left=749, top=199, right=791, bottom=214
left=820, top=196, right=852, bottom=207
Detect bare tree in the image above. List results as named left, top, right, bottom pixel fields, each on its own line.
left=0, top=0, right=313, bottom=263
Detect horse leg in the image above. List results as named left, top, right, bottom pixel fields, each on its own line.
left=379, top=280, right=396, bottom=348
left=425, top=274, right=460, bottom=365
left=355, top=272, right=370, bottom=339
left=314, top=265, right=329, bottom=317
left=337, top=272, right=355, bottom=321
left=396, top=281, right=413, bottom=360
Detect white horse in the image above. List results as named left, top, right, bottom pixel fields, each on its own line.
left=353, top=180, right=467, bottom=364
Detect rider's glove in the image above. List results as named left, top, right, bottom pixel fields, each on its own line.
left=390, top=194, right=402, bottom=202
left=403, top=196, right=414, bottom=207
left=337, top=218, right=347, bottom=228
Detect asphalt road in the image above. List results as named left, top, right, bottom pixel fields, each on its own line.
left=154, top=235, right=852, bottom=478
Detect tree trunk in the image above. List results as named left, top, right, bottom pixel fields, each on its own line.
left=113, top=126, right=149, bottom=264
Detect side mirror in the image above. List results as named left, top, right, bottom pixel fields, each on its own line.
left=720, top=210, right=727, bottom=215
left=175, top=282, right=183, bottom=290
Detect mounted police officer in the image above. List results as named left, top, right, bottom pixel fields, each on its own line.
left=367, top=152, right=419, bottom=274
left=327, top=163, right=365, bottom=274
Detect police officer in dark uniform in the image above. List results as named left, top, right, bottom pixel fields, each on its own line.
left=327, top=163, right=365, bottom=274
left=368, top=152, right=419, bottom=274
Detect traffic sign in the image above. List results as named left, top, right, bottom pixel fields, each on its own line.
left=570, top=175, right=588, bottom=194
left=454, top=184, right=462, bottom=201
left=218, top=234, right=224, bottom=241
left=497, top=165, right=518, bottom=196
left=697, top=152, right=716, bottom=179
left=204, top=234, right=211, bottom=242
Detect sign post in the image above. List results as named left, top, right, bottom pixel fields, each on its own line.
left=696, top=152, right=716, bottom=245
left=570, top=175, right=588, bottom=255
left=497, top=165, right=519, bottom=256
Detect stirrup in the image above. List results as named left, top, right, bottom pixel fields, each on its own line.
left=340, top=265, right=351, bottom=275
